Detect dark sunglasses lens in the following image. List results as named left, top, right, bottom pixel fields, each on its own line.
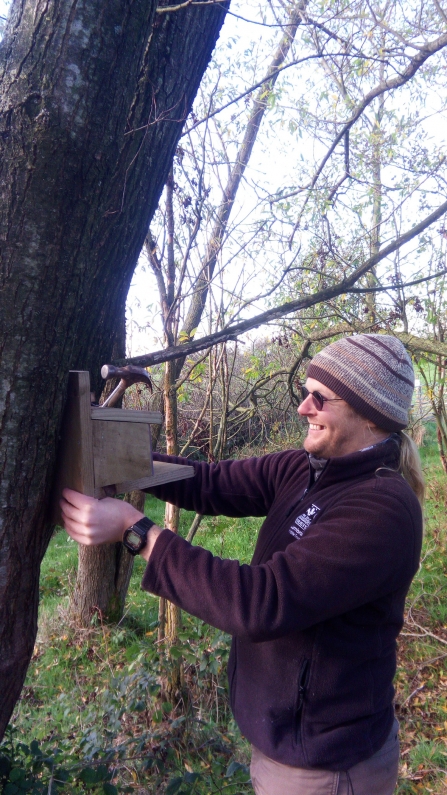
left=300, top=386, right=324, bottom=410
left=313, top=391, right=324, bottom=411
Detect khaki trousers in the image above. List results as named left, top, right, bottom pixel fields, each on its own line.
left=250, top=720, right=399, bottom=795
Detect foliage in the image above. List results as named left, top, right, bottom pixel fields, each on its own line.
left=124, top=338, right=306, bottom=459
left=1, top=616, right=251, bottom=795
left=0, top=724, right=116, bottom=794
left=410, top=277, right=447, bottom=471
left=2, top=498, right=258, bottom=793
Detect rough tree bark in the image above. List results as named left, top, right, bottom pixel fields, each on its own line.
left=70, top=489, right=145, bottom=625
left=0, top=0, right=228, bottom=740
left=161, top=358, right=183, bottom=699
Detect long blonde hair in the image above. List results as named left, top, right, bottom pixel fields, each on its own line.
left=397, top=431, right=425, bottom=506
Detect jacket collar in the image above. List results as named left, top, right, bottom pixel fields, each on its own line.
left=307, top=434, right=401, bottom=490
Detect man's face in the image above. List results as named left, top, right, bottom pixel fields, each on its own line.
left=298, top=377, right=388, bottom=459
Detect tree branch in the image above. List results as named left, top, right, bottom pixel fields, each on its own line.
left=348, top=266, right=447, bottom=293
left=182, top=53, right=387, bottom=137
left=175, top=2, right=304, bottom=369
left=117, top=198, right=447, bottom=367
left=288, top=29, right=447, bottom=245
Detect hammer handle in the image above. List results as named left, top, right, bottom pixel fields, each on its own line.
left=101, top=381, right=127, bottom=408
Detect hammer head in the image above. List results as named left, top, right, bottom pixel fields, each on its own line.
left=101, top=364, right=153, bottom=391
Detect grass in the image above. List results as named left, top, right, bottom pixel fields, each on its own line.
left=3, top=427, right=447, bottom=793
left=392, top=423, right=447, bottom=794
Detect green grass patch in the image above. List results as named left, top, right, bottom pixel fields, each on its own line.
left=393, top=424, right=447, bottom=793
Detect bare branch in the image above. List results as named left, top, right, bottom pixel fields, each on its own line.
left=288, top=29, right=447, bottom=245
left=348, top=266, right=447, bottom=293
left=178, top=2, right=304, bottom=355
left=395, top=333, right=447, bottom=358
left=182, top=54, right=385, bottom=136
left=157, top=0, right=225, bottom=13
left=119, top=198, right=447, bottom=367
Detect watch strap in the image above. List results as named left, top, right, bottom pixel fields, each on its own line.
left=123, top=516, right=155, bottom=555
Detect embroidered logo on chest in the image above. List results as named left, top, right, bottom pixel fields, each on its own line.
left=289, top=503, right=321, bottom=540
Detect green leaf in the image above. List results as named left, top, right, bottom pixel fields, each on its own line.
left=166, top=776, right=183, bottom=795
left=9, top=768, right=25, bottom=783
left=78, top=766, right=98, bottom=786
left=0, top=754, right=12, bottom=777
left=225, top=760, right=249, bottom=778
left=95, top=765, right=109, bottom=781
left=29, top=740, right=42, bottom=756
left=19, top=780, right=35, bottom=792
left=103, top=784, right=118, bottom=795
left=184, top=771, right=201, bottom=784
left=54, top=768, right=70, bottom=783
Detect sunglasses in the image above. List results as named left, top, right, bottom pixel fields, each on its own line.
left=298, top=385, right=344, bottom=412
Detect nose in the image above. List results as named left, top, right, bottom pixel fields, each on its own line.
left=298, top=393, right=315, bottom=417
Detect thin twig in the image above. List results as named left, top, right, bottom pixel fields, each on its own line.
left=399, top=683, right=426, bottom=708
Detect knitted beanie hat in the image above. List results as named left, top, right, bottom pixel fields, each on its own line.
left=306, top=334, right=414, bottom=431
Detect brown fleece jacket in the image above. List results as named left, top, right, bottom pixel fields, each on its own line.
left=142, top=438, right=422, bottom=771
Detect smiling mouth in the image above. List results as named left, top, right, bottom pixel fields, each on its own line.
left=308, top=423, right=325, bottom=431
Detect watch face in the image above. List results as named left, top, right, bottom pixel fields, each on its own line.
left=126, top=529, right=142, bottom=549
left=123, top=518, right=154, bottom=555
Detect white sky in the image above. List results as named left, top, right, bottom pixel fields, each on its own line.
left=0, top=0, right=9, bottom=21
left=126, top=4, right=447, bottom=356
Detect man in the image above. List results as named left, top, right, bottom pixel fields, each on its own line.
left=61, top=334, right=424, bottom=795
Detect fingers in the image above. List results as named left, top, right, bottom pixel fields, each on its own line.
left=60, top=499, right=97, bottom=545
left=59, top=498, right=80, bottom=522
left=60, top=488, right=145, bottom=546
left=62, top=488, right=96, bottom=510
left=63, top=516, right=93, bottom=545
left=60, top=490, right=110, bottom=545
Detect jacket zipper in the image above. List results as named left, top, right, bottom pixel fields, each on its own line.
left=286, top=454, right=329, bottom=518
left=255, top=456, right=326, bottom=562
left=294, top=659, right=310, bottom=743
left=285, top=475, right=312, bottom=519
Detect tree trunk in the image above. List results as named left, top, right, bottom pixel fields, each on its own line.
left=0, top=0, right=227, bottom=740
left=161, top=359, right=184, bottom=700
left=179, top=3, right=303, bottom=372
left=437, top=424, right=447, bottom=474
left=69, top=489, right=145, bottom=625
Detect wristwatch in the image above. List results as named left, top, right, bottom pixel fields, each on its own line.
left=122, top=516, right=155, bottom=555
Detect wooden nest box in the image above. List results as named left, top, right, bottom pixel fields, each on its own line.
left=52, top=371, right=193, bottom=524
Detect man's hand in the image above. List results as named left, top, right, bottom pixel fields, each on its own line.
left=61, top=488, right=145, bottom=546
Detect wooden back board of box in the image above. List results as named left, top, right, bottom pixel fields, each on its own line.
left=52, top=371, right=194, bottom=524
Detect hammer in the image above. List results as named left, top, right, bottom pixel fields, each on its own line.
left=100, top=364, right=153, bottom=408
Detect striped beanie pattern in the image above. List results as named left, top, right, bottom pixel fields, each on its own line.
left=307, top=334, right=414, bottom=431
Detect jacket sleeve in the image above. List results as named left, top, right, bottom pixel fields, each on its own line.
left=145, top=451, right=294, bottom=518
left=141, top=479, right=422, bottom=641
